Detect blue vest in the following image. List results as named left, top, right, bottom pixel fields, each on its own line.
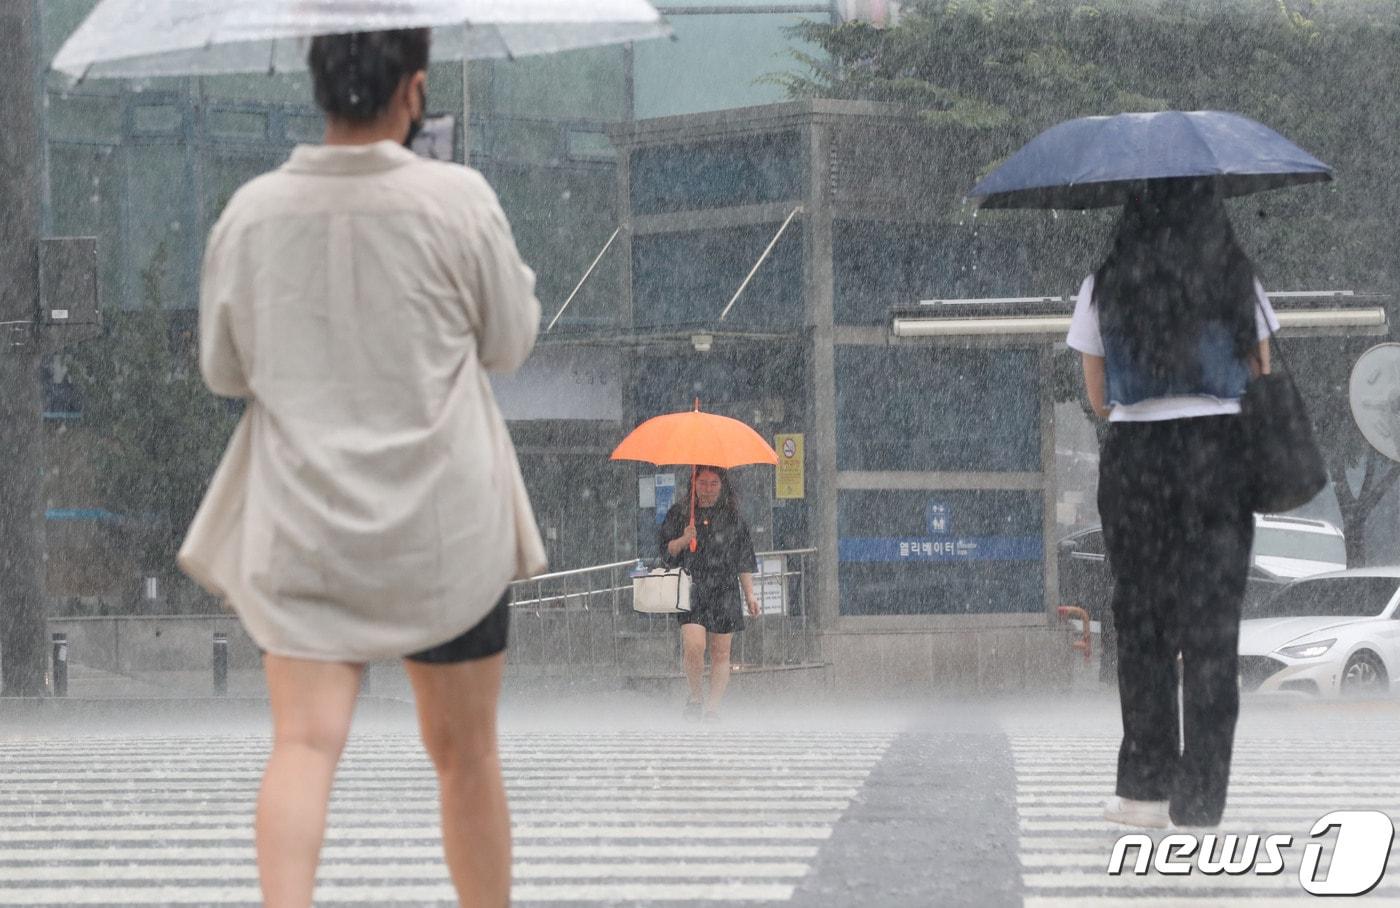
left=1102, top=320, right=1249, bottom=405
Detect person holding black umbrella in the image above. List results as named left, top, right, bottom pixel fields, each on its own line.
left=1066, top=179, right=1279, bottom=828
left=970, top=110, right=1330, bottom=831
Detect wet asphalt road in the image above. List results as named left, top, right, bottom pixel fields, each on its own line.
left=1, top=693, right=1398, bottom=906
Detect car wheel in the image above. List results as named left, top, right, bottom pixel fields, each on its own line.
left=1340, top=651, right=1388, bottom=696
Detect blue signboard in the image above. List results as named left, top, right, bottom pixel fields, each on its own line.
left=838, top=536, right=1042, bottom=563
left=654, top=473, right=676, bottom=525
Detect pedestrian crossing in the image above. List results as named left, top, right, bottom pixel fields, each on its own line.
left=0, top=731, right=892, bottom=905
left=1012, top=732, right=1400, bottom=906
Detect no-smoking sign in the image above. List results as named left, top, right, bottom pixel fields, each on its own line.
left=775, top=433, right=804, bottom=499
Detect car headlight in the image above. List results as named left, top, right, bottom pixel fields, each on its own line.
left=1277, top=639, right=1336, bottom=660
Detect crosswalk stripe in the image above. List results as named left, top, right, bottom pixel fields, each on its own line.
left=0, top=786, right=861, bottom=802
left=0, top=777, right=862, bottom=789
left=0, top=839, right=817, bottom=861
left=1016, top=780, right=1396, bottom=791
left=0, top=798, right=854, bottom=816
left=1025, top=900, right=1400, bottom=907
left=1019, top=789, right=1400, bottom=805
left=1016, top=805, right=1397, bottom=819
left=0, top=861, right=813, bottom=883
left=1009, top=729, right=1400, bottom=904
left=0, top=766, right=873, bottom=777
left=0, top=810, right=847, bottom=828
left=1017, top=852, right=1400, bottom=870
left=0, top=823, right=839, bottom=844
left=0, top=731, right=890, bottom=903
left=0, top=882, right=800, bottom=905
left=0, top=843, right=822, bottom=863
left=1020, top=834, right=1398, bottom=852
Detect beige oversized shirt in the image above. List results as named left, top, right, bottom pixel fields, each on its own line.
left=178, top=140, right=547, bottom=662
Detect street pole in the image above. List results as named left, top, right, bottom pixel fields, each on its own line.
left=0, top=0, right=51, bottom=696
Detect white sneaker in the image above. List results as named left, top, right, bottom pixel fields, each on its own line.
left=1104, top=797, right=1170, bottom=829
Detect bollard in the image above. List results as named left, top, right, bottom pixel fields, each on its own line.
left=212, top=632, right=228, bottom=696
left=51, top=633, right=68, bottom=698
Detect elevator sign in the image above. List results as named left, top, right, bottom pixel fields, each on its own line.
left=926, top=502, right=951, bottom=535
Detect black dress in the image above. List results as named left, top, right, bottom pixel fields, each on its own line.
left=657, top=502, right=756, bottom=635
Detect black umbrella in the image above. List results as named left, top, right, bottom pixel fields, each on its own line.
left=968, top=110, right=1332, bottom=210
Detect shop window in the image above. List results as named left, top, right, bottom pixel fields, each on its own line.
left=632, top=222, right=803, bottom=329
left=630, top=132, right=801, bottom=216
left=835, top=346, right=1041, bottom=473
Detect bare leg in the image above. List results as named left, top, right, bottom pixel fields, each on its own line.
left=256, top=656, right=363, bottom=908
left=681, top=624, right=706, bottom=703
left=706, top=633, right=734, bottom=714
left=403, top=653, right=510, bottom=907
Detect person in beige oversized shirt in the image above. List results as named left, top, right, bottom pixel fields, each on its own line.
left=178, top=29, right=544, bottom=908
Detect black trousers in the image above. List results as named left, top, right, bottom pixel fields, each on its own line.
left=1098, top=416, right=1253, bottom=827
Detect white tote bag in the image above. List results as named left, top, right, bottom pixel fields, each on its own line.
left=632, top=568, right=692, bottom=614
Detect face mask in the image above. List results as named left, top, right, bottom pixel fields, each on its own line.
left=404, top=83, right=427, bottom=149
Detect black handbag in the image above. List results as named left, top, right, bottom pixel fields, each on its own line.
left=1240, top=302, right=1327, bottom=513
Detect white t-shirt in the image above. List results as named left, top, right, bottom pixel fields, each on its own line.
left=1066, top=273, right=1281, bottom=422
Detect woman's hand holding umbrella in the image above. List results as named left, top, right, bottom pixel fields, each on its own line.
left=666, top=524, right=698, bottom=557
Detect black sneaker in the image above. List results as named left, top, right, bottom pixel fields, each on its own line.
left=683, top=700, right=702, bottom=721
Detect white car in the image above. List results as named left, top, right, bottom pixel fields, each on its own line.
left=1238, top=567, right=1400, bottom=697
left=1251, top=514, right=1346, bottom=580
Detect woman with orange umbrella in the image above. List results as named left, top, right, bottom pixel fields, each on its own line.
left=611, top=402, right=776, bottom=721
left=659, top=466, right=760, bottom=721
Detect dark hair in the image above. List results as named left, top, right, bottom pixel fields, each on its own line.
left=1093, top=179, right=1259, bottom=387
left=308, top=29, right=430, bottom=123
left=691, top=465, right=740, bottom=516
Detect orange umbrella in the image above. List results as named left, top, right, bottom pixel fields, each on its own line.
left=611, top=401, right=777, bottom=550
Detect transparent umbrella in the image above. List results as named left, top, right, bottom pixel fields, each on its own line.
left=49, top=0, right=671, bottom=81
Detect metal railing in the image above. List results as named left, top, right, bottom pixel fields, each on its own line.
left=506, top=548, right=818, bottom=682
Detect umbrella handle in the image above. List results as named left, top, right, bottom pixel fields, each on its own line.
left=689, top=465, right=698, bottom=552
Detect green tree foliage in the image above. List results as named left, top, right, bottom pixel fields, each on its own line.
left=67, top=244, right=239, bottom=610
left=786, top=0, right=1400, bottom=560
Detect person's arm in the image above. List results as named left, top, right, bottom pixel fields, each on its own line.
left=1081, top=353, right=1110, bottom=420
left=1252, top=278, right=1276, bottom=378
left=736, top=521, right=759, bottom=616
left=739, top=571, right=759, bottom=617
left=463, top=174, right=540, bottom=373
left=1252, top=341, right=1271, bottom=378
left=666, top=525, right=697, bottom=558
left=658, top=506, right=695, bottom=564
left=1067, top=275, right=1109, bottom=420
left=198, top=215, right=251, bottom=399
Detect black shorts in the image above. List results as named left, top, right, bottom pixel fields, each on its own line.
left=405, top=590, right=511, bottom=664
left=676, top=585, right=743, bottom=635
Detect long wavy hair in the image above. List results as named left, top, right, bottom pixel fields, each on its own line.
left=1093, top=179, right=1259, bottom=386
